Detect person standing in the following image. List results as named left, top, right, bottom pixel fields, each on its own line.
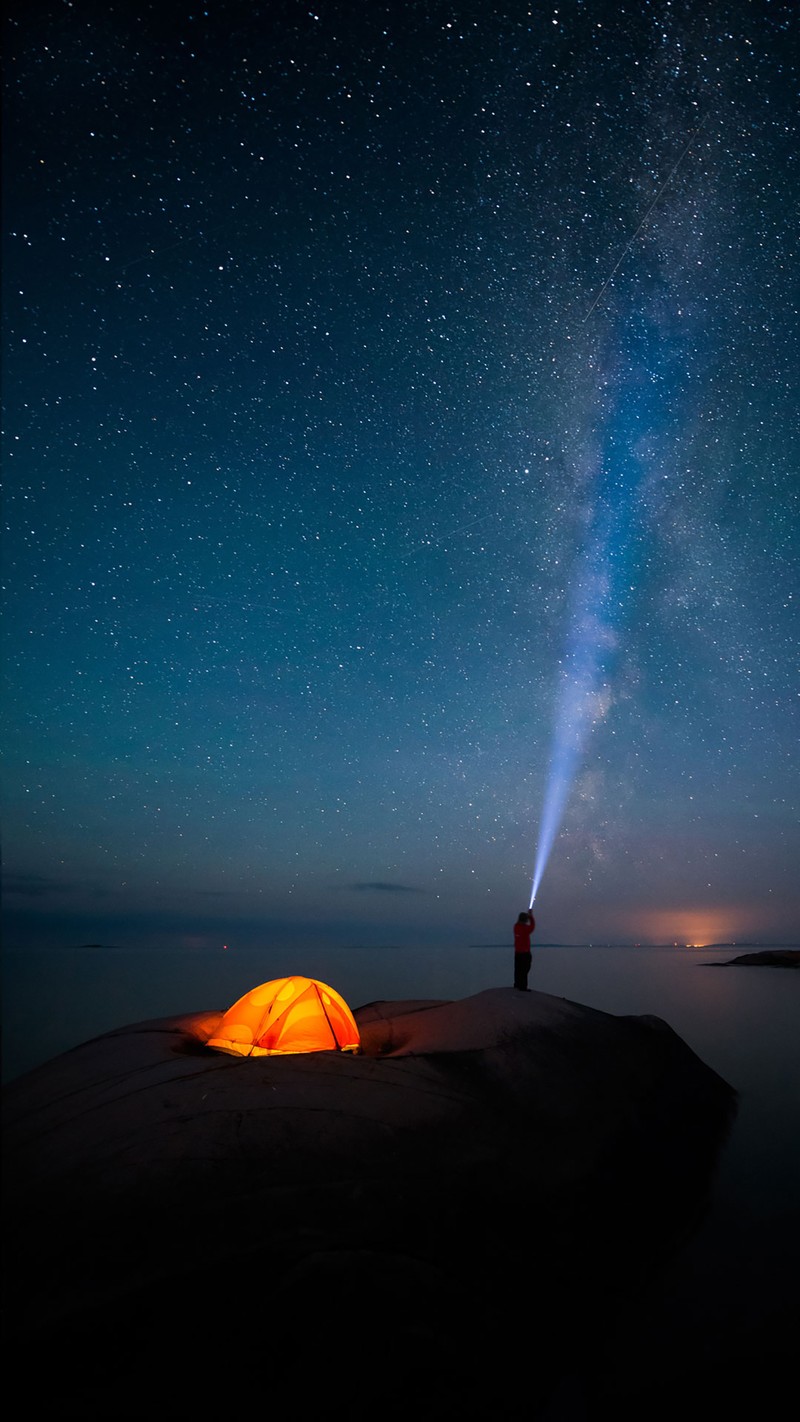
left=513, top=910, right=535, bottom=990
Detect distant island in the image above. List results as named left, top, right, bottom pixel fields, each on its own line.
left=710, top=949, right=800, bottom=969
left=471, top=942, right=799, bottom=952
left=72, top=943, right=124, bottom=951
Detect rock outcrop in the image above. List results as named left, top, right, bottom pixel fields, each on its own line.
left=713, top=949, right=800, bottom=968
left=1, top=987, right=735, bottom=1419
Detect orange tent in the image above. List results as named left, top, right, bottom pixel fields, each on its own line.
left=206, top=976, right=361, bottom=1058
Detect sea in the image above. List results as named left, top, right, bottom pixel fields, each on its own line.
left=2, top=939, right=798, bottom=1411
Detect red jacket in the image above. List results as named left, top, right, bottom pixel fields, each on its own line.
left=514, top=916, right=535, bottom=952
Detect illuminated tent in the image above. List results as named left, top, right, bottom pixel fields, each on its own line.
left=206, top=976, right=361, bottom=1057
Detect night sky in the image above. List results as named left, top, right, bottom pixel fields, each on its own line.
left=3, top=0, right=798, bottom=951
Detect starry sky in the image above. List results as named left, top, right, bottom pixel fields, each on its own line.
left=3, top=0, right=798, bottom=952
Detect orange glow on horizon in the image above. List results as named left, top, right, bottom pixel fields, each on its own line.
left=622, top=906, right=744, bottom=947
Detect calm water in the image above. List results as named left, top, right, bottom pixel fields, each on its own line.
left=3, top=938, right=798, bottom=1404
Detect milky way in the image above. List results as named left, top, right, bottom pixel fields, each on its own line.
left=3, top=0, right=798, bottom=948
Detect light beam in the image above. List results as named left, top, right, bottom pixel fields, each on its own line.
left=529, top=310, right=669, bottom=906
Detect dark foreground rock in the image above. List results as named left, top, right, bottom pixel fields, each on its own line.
left=2, top=988, right=736, bottom=1420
